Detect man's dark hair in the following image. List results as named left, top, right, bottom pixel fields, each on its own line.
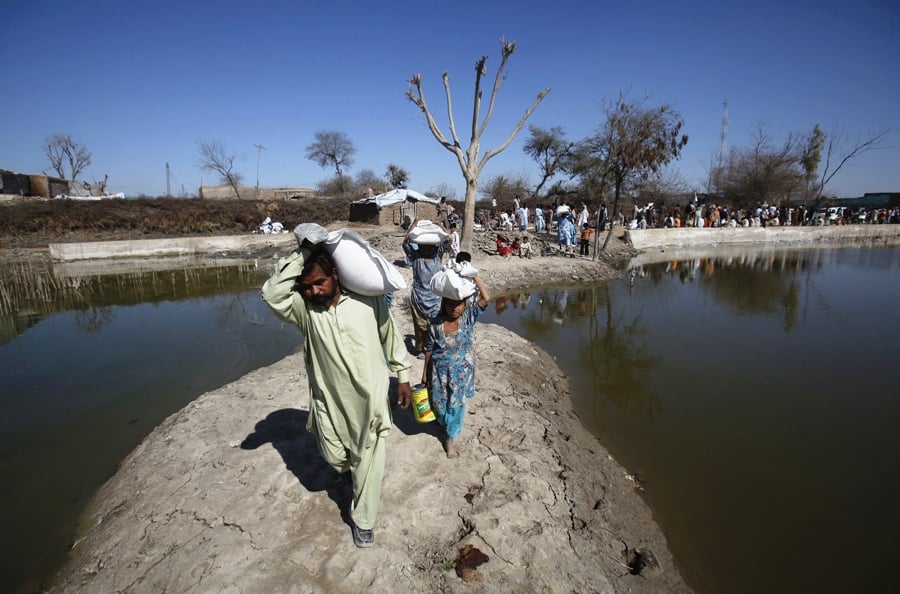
left=456, top=251, right=472, bottom=263
left=301, top=246, right=336, bottom=279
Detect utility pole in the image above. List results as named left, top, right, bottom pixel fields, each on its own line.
left=254, top=144, right=266, bottom=198
left=166, top=162, right=172, bottom=197
left=708, top=99, right=729, bottom=193
left=717, top=99, right=728, bottom=171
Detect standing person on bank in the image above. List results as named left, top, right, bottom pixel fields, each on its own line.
left=403, top=218, right=447, bottom=356
left=261, top=231, right=411, bottom=549
left=422, top=271, right=491, bottom=458
left=579, top=224, right=594, bottom=256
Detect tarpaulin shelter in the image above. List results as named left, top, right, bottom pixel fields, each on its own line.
left=348, top=188, right=441, bottom=227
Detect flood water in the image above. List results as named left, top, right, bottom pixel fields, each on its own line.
left=2, top=246, right=899, bottom=594
left=481, top=245, right=900, bottom=594
left=0, top=258, right=301, bottom=594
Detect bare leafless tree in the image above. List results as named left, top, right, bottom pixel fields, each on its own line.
left=197, top=139, right=242, bottom=198
left=480, top=173, right=532, bottom=206
left=44, top=134, right=92, bottom=184
left=407, top=38, right=550, bottom=251
left=429, top=182, right=458, bottom=200
left=715, top=126, right=805, bottom=208
left=809, top=128, right=888, bottom=211
left=354, top=169, right=388, bottom=195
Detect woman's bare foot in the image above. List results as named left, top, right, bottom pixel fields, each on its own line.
left=445, top=437, right=459, bottom=458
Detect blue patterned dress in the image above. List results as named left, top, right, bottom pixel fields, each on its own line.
left=424, top=300, right=486, bottom=438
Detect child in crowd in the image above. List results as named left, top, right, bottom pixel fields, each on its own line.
left=422, top=268, right=491, bottom=458
left=496, top=233, right=513, bottom=258
left=519, top=235, right=533, bottom=258
left=511, top=236, right=522, bottom=256
left=448, top=223, right=460, bottom=261
left=579, top=224, right=594, bottom=256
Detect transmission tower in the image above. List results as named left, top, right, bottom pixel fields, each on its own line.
left=717, top=99, right=728, bottom=170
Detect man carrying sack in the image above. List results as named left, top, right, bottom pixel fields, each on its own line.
left=261, top=224, right=411, bottom=548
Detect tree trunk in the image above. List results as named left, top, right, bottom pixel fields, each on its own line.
left=601, top=184, right=622, bottom=252
left=460, top=176, right=479, bottom=252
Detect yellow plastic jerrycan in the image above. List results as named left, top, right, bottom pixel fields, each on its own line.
left=411, top=384, right=435, bottom=423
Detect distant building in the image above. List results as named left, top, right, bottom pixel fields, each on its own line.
left=836, top=192, right=900, bottom=209
left=198, top=185, right=317, bottom=200
left=0, top=169, right=69, bottom=198
left=348, top=189, right=440, bottom=227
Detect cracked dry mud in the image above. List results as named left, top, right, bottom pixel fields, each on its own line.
left=48, top=227, right=689, bottom=593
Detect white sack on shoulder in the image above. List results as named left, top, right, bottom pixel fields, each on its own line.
left=294, top=223, right=330, bottom=246
left=325, top=229, right=407, bottom=296
left=430, top=269, right=476, bottom=300
left=444, top=260, right=478, bottom=278
left=408, top=220, right=448, bottom=246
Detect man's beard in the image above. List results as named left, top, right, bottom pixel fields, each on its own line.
left=306, top=290, right=336, bottom=307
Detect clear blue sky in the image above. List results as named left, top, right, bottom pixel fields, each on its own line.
left=2, top=0, right=897, bottom=199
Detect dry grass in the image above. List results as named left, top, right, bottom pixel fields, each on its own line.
left=0, top=197, right=355, bottom=249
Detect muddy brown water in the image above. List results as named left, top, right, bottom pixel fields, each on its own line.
left=2, top=245, right=899, bottom=594
left=482, top=245, right=900, bottom=594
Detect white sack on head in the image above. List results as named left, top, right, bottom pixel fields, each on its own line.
left=323, top=229, right=407, bottom=296
left=408, top=220, right=449, bottom=246
left=430, top=268, right=476, bottom=300
left=455, top=261, right=478, bottom=278
left=293, top=223, right=330, bottom=247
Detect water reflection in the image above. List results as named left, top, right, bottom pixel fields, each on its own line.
left=484, top=246, right=900, bottom=594
left=0, top=257, right=264, bottom=344
left=630, top=250, right=828, bottom=332
left=0, top=257, right=299, bottom=594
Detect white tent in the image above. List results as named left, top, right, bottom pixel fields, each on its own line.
left=353, top=188, right=439, bottom=209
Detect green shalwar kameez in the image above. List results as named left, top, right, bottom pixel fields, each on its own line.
left=261, top=250, right=410, bottom=529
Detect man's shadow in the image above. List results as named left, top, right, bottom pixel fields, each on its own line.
left=241, top=409, right=351, bottom=525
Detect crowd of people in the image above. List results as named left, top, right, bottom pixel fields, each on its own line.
left=477, top=194, right=899, bottom=253
left=627, top=196, right=900, bottom=229
left=480, top=196, right=608, bottom=258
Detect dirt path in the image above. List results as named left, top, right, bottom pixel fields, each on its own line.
left=44, top=225, right=690, bottom=593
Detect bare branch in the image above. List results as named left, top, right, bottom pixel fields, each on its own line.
left=480, top=88, right=551, bottom=169
left=471, top=56, right=487, bottom=142
left=442, top=72, right=461, bottom=148
left=407, top=73, right=467, bottom=172
left=476, top=38, right=516, bottom=139
left=820, top=130, right=888, bottom=190
left=406, top=41, right=549, bottom=251
left=44, top=134, right=92, bottom=183
left=197, top=139, right=241, bottom=199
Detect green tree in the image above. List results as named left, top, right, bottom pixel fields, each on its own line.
left=581, top=94, right=688, bottom=252
left=305, top=130, right=356, bottom=193
left=385, top=163, right=409, bottom=189
left=801, top=124, right=825, bottom=190
left=523, top=125, right=573, bottom=200
left=407, top=38, right=550, bottom=251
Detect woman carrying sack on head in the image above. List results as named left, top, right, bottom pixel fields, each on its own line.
left=422, top=265, right=491, bottom=458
